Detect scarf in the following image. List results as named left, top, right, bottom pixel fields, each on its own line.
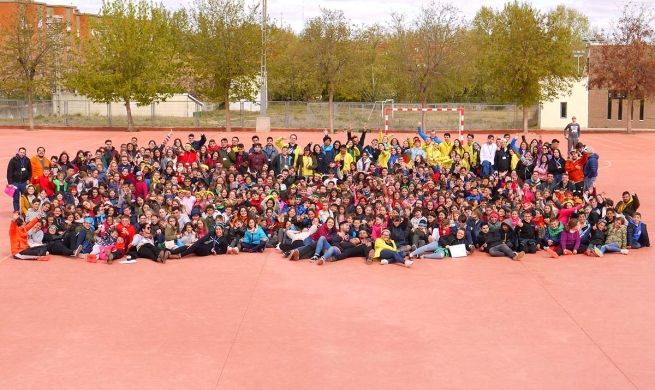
left=616, top=197, right=633, bottom=214
left=548, top=222, right=564, bottom=238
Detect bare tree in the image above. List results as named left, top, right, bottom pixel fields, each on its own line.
left=588, top=3, right=655, bottom=133
left=387, top=2, right=467, bottom=128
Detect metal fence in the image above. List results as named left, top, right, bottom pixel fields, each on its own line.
left=0, top=99, right=538, bottom=130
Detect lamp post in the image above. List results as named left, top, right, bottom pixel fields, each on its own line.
left=573, top=50, right=585, bottom=75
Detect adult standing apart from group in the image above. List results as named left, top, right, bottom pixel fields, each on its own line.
left=7, top=147, right=32, bottom=213
left=564, top=116, right=581, bottom=157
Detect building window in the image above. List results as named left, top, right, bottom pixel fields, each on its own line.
left=607, top=92, right=612, bottom=120
left=560, top=102, right=567, bottom=118
left=640, top=100, right=645, bottom=121
left=618, top=99, right=623, bottom=121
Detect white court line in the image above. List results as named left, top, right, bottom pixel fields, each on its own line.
left=599, top=160, right=612, bottom=170
left=584, top=135, right=650, bottom=152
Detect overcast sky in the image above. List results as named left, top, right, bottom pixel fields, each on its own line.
left=70, top=0, right=636, bottom=31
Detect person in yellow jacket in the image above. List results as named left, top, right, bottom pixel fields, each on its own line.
left=334, top=145, right=354, bottom=175
left=275, top=135, right=302, bottom=165
left=423, top=141, right=443, bottom=170
left=295, top=147, right=317, bottom=178
left=377, top=144, right=391, bottom=169
left=374, top=229, right=413, bottom=267
left=438, top=133, right=454, bottom=157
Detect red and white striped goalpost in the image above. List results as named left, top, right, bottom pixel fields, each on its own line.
left=384, top=107, right=465, bottom=140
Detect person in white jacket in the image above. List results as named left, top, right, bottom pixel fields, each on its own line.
left=480, top=135, right=498, bottom=177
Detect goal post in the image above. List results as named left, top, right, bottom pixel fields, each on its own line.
left=384, top=107, right=465, bottom=140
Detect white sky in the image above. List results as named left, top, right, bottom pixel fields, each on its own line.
left=68, top=0, right=638, bottom=31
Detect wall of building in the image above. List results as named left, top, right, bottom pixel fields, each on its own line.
left=539, top=79, right=589, bottom=129
left=588, top=89, right=655, bottom=129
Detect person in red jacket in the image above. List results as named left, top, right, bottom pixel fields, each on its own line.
left=10, top=211, right=49, bottom=260
left=564, top=149, right=588, bottom=196
left=31, top=169, right=56, bottom=197
left=177, top=143, right=198, bottom=167
left=116, top=214, right=136, bottom=246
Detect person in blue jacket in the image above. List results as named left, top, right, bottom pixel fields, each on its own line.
left=241, top=218, right=269, bottom=253
left=583, top=146, right=599, bottom=191
left=627, top=212, right=650, bottom=249
left=417, top=122, right=443, bottom=144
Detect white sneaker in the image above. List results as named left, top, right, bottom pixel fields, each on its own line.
left=234, top=247, right=239, bottom=254
left=275, top=244, right=281, bottom=251
left=380, top=259, right=389, bottom=265
left=621, top=249, right=629, bottom=255
left=404, top=259, right=414, bottom=267
left=594, top=248, right=603, bottom=258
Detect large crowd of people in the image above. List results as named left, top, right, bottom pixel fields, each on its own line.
left=6, top=121, right=650, bottom=265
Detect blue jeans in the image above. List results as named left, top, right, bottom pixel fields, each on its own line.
left=314, top=236, right=332, bottom=256
left=600, top=242, right=622, bottom=254
left=321, top=246, right=342, bottom=259
left=481, top=161, right=494, bottom=177
left=631, top=242, right=642, bottom=249
left=12, top=181, right=27, bottom=213
left=410, top=241, right=441, bottom=256
left=380, top=249, right=407, bottom=263
left=584, top=177, right=597, bottom=191
left=242, top=241, right=266, bottom=252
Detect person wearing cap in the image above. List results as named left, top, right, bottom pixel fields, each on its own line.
left=563, top=116, right=581, bottom=156
left=71, top=217, right=97, bottom=260
left=373, top=228, right=413, bottom=267
left=478, top=222, right=525, bottom=261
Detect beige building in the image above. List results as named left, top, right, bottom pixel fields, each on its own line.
left=539, top=79, right=589, bottom=129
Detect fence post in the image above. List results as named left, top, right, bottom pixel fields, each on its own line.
left=64, top=100, right=68, bottom=126
left=240, top=102, right=244, bottom=128
left=107, top=103, right=112, bottom=127
left=151, top=102, right=156, bottom=127
left=195, top=102, right=200, bottom=127
left=20, top=100, right=25, bottom=125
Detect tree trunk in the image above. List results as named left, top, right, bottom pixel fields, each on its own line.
left=420, top=91, right=427, bottom=130
left=125, top=99, right=134, bottom=132
left=522, top=106, right=529, bottom=133
left=627, top=98, right=633, bottom=134
left=328, top=88, right=334, bottom=134
left=225, top=91, right=231, bottom=132
left=27, top=87, right=35, bottom=131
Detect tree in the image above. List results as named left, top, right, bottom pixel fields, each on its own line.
left=267, top=25, right=306, bottom=101
left=181, top=0, right=261, bottom=132
left=472, top=2, right=589, bottom=132
left=0, top=0, right=66, bottom=130
left=298, top=8, right=357, bottom=133
left=66, top=0, right=181, bottom=132
left=588, top=3, right=655, bottom=133
left=387, top=2, right=468, bottom=128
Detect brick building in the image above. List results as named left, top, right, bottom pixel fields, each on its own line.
left=0, top=0, right=96, bottom=39
left=539, top=44, right=655, bottom=130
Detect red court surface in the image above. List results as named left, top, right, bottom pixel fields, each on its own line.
left=0, top=129, right=653, bottom=390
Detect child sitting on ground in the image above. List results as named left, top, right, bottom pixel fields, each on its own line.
left=544, top=219, right=564, bottom=258
left=627, top=212, right=650, bottom=249
left=556, top=218, right=587, bottom=256
left=586, top=219, right=607, bottom=257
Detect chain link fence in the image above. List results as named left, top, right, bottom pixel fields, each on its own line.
left=0, top=99, right=538, bottom=130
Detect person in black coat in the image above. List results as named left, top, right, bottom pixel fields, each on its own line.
left=627, top=212, right=650, bottom=249
left=515, top=213, right=538, bottom=253
left=43, top=225, right=78, bottom=256
left=494, top=140, right=511, bottom=174
left=7, top=147, right=32, bottom=213
left=180, top=224, right=229, bottom=257
left=478, top=222, right=525, bottom=260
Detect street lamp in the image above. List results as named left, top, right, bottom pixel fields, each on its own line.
left=573, top=50, right=585, bottom=75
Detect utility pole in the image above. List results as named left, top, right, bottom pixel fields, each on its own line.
left=256, top=0, right=271, bottom=132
